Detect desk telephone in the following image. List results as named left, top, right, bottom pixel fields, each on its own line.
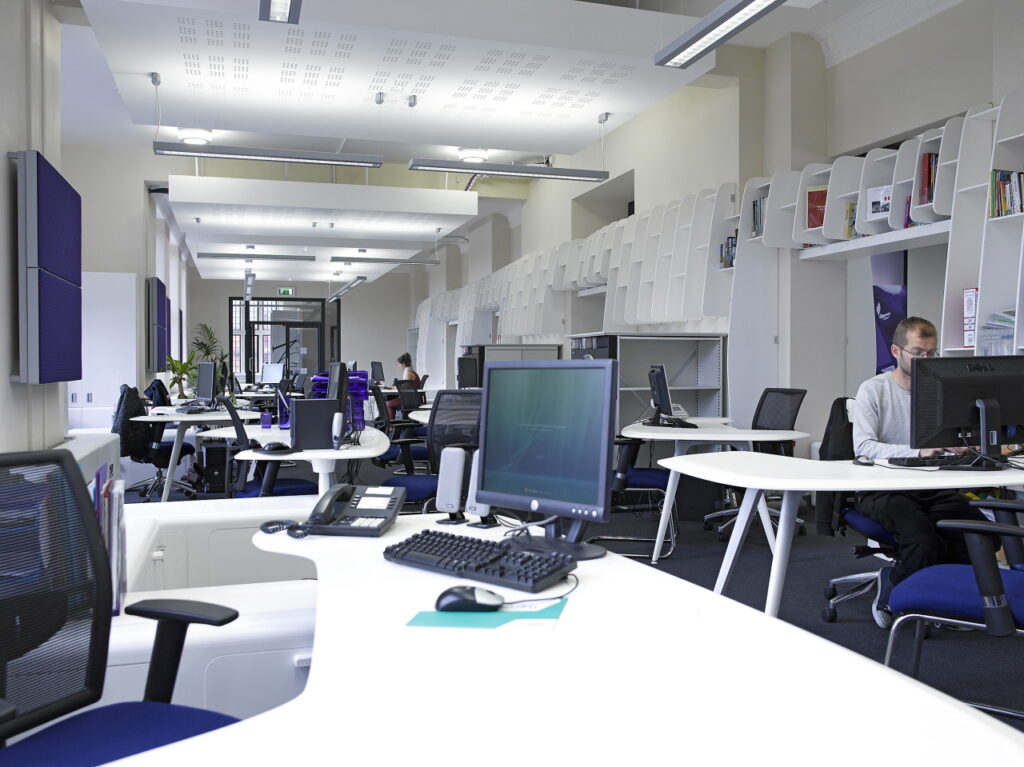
left=260, top=483, right=407, bottom=538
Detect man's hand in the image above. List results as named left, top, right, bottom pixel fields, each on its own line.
left=918, top=446, right=971, bottom=457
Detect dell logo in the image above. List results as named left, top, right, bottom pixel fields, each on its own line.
left=966, top=362, right=995, bottom=372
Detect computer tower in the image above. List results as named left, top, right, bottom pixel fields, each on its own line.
left=202, top=443, right=230, bottom=494
left=290, top=398, right=339, bottom=450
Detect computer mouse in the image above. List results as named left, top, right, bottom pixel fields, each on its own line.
left=261, top=442, right=292, bottom=452
left=435, top=585, right=505, bottom=612
left=852, top=455, right=874, bottom=466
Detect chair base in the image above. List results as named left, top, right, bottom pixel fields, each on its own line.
left=588, top=489, right=676, bottom=560
left=885, top=612, right=1024, bottom=721
left=821, top=570, right=878, bottom=622
left=706, top=507, right=805, bottom=542
left=126, top=470, right=196, bottom=502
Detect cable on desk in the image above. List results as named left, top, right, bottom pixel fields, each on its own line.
left=503, top=573, right=580, bottom=606
left=260, top=519, right=310, bottom=538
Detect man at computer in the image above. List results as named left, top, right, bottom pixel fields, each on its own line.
left=851, top=316, right=986, bottom=628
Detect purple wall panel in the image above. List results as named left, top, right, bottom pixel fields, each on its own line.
left=34, top=152, right=81, bottom=286
left=37, top=270, right=82, bottom=384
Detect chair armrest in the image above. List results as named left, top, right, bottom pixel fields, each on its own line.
left=935, top=520, right=1019, bottom=637
left=615, top=437, right=643, bottom=446
left=969, top=499, right=1024, bottom=513
left=390, top=437, right=425, bottom=446
left=0, top=699, right=15, bottom=726
left=447, top=442, right=478, bottom=450
left=125, top=599, right=239, bottom=703
left=968, top=501, right=1024, bottom=566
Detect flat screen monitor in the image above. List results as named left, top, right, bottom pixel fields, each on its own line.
left=346, top=360, right=358, bottom=372
left=457, top=355, right=480, bottom=388
left=326, top=362, right=343, bottom=401
left=196, top=361, right=215, bottom=406
left=644, top=364, right=689, bottom=427
left=370, top=360, right=385, bottom=384
left=911, top=355, right=1024, bottom=468
left=260, top=362, right=284, bottom=384
left=476, top=359, right=617, bottom=560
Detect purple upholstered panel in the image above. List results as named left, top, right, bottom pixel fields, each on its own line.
left=37, top=270, right=82, bottom=383
left=34, top=152, right=82, bottom=287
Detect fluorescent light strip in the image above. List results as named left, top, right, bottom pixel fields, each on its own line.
left=408, top=158, right=608, bottom=183
left=328, top=256, right=440, bottom=265
left=153, top=141, right=383, bottom=168
left=655, top=0, right=787, bottom=69
left=198, top=252, right=317, bottom=262
left=258, top=0, right=301, bottom=24
left=327, top=276, right=367, bottom=302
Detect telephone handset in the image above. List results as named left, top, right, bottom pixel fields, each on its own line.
left=260, top=483, right=405, bottom=538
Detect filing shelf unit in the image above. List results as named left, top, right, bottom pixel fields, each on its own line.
left=568, top=333, right=723, bottom=430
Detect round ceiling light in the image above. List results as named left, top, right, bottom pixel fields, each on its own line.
left=457, top=148, right=488, bottom=164
left=178, top=128, right=213, bottom=145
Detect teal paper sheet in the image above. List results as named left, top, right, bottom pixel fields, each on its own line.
left=407, top=598, right=567, bottom=629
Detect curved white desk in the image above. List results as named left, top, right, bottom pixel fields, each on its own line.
left=234, top=426, right=390, bottom=494
left=620, top=421, right=808, bottom=563
left=108, top=514, right=1024, bottom=764
left=131, top=407, right=261, bottom=503
left=409, top=409, right=430, bottom=424
left=661, top=451, right=1024, bottom=617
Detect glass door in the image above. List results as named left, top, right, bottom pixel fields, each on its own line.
left=230, top=297, right=327, bottom=384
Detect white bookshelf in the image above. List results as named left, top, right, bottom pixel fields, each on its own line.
left=821, top=156, right=864, bottom=241
left=681, top=188, right=717, bottom=321
left=762, top=170, right=802, bottom=249
left=637, top=199, right=681, bottom=325
left=856, top=148, right=899, bottom=236
left=794, top=163, right=834, bottom=246
left=625, top=203, right=666, bottom=325
left=664, top=194, right=696, bottom=324
left=933, top=115, right=965, bottom=217
left=889, top=137, right=920, bottom=230
left=703, top=182, right=738, bottom=317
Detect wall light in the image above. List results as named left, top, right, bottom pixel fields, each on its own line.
left=327, top=275, right=367, bottom=303
left=408, top=158, right=608, bottom=183
left=655, top=0, right=787, bottom=69
left=258, top=0, right=301, bottom=24
left=153, top=141, right=383, bottom=168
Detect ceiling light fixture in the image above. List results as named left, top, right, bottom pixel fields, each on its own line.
left=243, top=269, right=256, bottom=302
left=328, top=255, right=440, bottom=265
left=457, top=148, right=488, bottom=164
left=655, top=0, right=787, bottom=69
left=178, top=127, right=212, bottom=145
left=153, top=141, right=383, bottom=168
left=258, top=0, right=301, bottom=24
left=198, top=252, right=317, bottom=262
left=408, top=158, right=608, bottom=183
left=327, top=275, right=367, bottom=303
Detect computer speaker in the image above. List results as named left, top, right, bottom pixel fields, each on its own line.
left=465, top=450, right=498, bottom=529
left=331, top=412, right=344, bottom=450
left=435, top=446, right=467, bottom=525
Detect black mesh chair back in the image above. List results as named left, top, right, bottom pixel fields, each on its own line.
left=751, top=388, right=806, bottom=456
left=216, top=396, right=259, bottom=495
left=395, top=379, right=421, bottom=414
left=425, top=390, right=482, bottom=472
left=369, top=384, right=390, bottom=430
left=417, top=374, right=430, bottom=404
left=293, top=373, right=307, bottom=393
left=112, top=385, right=151, bottom=462
left=0, top=450, right=111, bottom=742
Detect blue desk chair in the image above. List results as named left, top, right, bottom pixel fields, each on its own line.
left=217, top=396, right=317, bottom=498
left=368, top=384, right=425, bottom=473
left=884, top=500, right=1024, bottom=720
left=384, top=389, right=481, bottom=509
left=0, top=450, right=239, bottom=765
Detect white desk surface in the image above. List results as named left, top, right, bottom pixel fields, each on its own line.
left=109, top=513, right=1024, bottom=764
left=202, top=424, right=290, bottom=445
left=234, top=425, right=389, bottom=463
left=132, top=407, right=261, bottom=425
left=408, top=409, right=430, bottom=424
left=661, top=451, right=1024, bottom=492
left=622, top=421, right=805, bottom=443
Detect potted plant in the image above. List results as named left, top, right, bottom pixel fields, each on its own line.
left=165, top=352, right=198, bottom=399
left=191, top=323, right=230, bottom=392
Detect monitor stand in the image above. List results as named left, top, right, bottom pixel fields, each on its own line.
left=641, top=408, right=692, bottom=429
left=963, top=398, right=1010, bottom=470
left=505, top=518, right=606, bottom=561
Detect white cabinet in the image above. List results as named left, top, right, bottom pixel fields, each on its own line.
left=67, top=273, right=138, bottom=430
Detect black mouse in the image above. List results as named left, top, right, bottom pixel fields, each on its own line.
left=260, top=442, right=292, bottom=453
left=852, top=455, right=874, bottom=466
left=435, top=585, right=505, bottom=612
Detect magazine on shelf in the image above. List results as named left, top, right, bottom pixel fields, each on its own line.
left=865, top=184, right=893, bottom=221
left=806, top=185, right=827, bottom=229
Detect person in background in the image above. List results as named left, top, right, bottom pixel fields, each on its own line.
left=851, top=316, right=986, bottom=628
left=386, top=352, right=421, bottom=420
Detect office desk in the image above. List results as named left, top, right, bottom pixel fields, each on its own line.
left=661, top=451, right=1024, bottom=617
left=234, top=426, right=390, bottom=494
left=620, top=421, right=807, bottom=563
left=409, top=409, right=430, bottom=424
left=109, top=513, right=1024, bottom=764
left=131, top=407, right=261, bottom=503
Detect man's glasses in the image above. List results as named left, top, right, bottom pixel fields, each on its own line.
left=898, top=346, right=940, bottom=359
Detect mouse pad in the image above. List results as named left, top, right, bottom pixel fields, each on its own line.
left=406, top=598, right=567, bottom=629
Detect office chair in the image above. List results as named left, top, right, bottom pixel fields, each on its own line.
left=216, top=396, right=317, bottom=498
left=417, top=373, right=430, bottom=405
left=884, top=500, right=1024, bottom=719
left=817, top=396, right=899, bottom=622
left=0, top=449, right=239, bottom=765
left=395, top=379, right=422, bottom=418
left=586, top=436, right=677, bottom=559
left=383, top=389, right=482, bottom=509
left=112, top=384, right=195, bottom=501
left=703, top=387, right=808, bottom=541
left=368, top=384, right=425, bottom=472
left=292, top=372, right=307, bottom=394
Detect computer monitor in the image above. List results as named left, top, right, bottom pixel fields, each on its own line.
left=346, top=360, right=358, bottom=372
left=457, top=355, right=480, bottom=388
left=911, top=355, right=1024, bottom=468
left=641, top=364, right=680, bottom=427
left=475, top=359, right=617, bottom=560
left=370, top=361, right=385, bottom=384
left=196, top=361, right=215, bottom=406
left=326, top=362, right=343, bottom=401
left=261, top=362, right=284, bottom=385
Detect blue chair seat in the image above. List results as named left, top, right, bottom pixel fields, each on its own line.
left=377, top=445, right=400, bottom=463
left=0, top=701, right=237, bottom=766
left=842, top=508, right=897, bottom=546
left=384, top=474, right=437, bottom=502
left=410, top=444, right=429, bottom=461
left=156, top=442, right=196, bottom=459
left=888, top=564, right=1024, bottom=626
left=236, top=477, right=318, bottom=498
left=623, top=467, right=670, bottom=490
left=414, top=426, right=428, bottom=438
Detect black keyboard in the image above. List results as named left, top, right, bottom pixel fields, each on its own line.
left=175, top=405, right=214, bottom=414
left=888, top=455, right=1007, bottom=471
left=383, top=529, right=577, bottom=593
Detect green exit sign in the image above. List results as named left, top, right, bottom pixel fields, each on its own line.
left=278, top=287, right=295, bottom=296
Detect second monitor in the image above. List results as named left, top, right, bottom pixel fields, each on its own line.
left=643, top=364, right=693, bottom=428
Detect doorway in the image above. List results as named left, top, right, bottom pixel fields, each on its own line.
left=230, top=297, right=327, bottom=383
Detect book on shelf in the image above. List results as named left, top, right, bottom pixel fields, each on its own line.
left=843, top=202, right=858, bottom=239
left=719, top=228, right=738, bottom=269
left=919, top=152, right=938, bottom=204
left=865, top=184, right=893, bottom=221
left=991, top=169, right=1024, bottom=218
left=981, top=307, right=1016, bottom=330
left=806, top=185, right=827, bottom=229
left=963, top=287, right=978, bottom=349
left=751, top=195, right=767, bottom=238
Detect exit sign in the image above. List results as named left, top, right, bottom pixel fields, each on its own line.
left=278, top=287, right=295, bottom=296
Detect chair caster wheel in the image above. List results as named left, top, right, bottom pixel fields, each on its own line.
left=822, top=607, right=837, bottom=623
left=825, top=586, right=837, bottom=600
left=703, top=520, right=714, bottom=531
left=717, top=530, right=730, bottom=543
